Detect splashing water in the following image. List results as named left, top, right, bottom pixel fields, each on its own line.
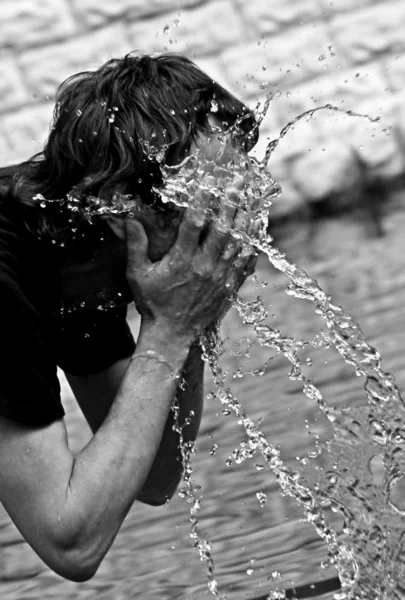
left=151, top=103, right=404, bottom=599
left=257, top=101, right=381, bottom=168
left=39, top=101, right=403, bottom=598
left=171, top=392, right=225, bottom=599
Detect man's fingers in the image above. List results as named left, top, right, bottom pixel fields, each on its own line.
left=125, top=218, right=150, bottom=269
left=225, top=252, right=257, bottom=293
left=233, top=207, right=249, bottom=239
left=174, top=199, right=207, bottom=255
left=244, top=253, right=258, bottom=276
left=202, top=187, right=239, bottom=259
left=247, top=216, right=266, bottom=246
left=233, top=174, right=245, bottom=191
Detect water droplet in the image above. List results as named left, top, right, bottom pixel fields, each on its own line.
left=369, top=454, right=385, bottom=485
left=328, top=44, right=336, bottom=56
left=246, top=568, right=254, bottom=575
left=33, top=193, right=45, bottom=202
left=163, top=25, right=170, bottom=34
left=225, top=458, right=232, bottom=466
left=210, top=99, right=219, bottom=113
left=318, top=54, right=326, bottom=61
left=232, top=366, right=244, bottom=379
left=256, top=491, right=267, bottom=506
left=209, top=444, right=218, bottom=456
left=325, top=471, right=338, bottom=485
left=389, top=476, right=405, bottom=513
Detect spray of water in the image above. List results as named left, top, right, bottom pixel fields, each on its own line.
left=40, top=100, right=402, bottom=598
left=151, top=103, right=403, bottom=599
left=171, top=392, right=226, bottom=599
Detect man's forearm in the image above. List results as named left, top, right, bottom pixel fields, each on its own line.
left=62, top=321, right=193, bottom=575
left=137, top=341, right=205, bottom=505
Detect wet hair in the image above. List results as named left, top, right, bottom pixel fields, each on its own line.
left=10, top=52, right=258, bottom=257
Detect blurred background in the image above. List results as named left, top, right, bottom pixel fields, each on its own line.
left=0, top=0, right=404, bottom=598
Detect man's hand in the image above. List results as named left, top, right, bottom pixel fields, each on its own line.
left=125, top=181, right=256, bottom=341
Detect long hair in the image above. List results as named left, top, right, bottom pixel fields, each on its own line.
left=9, top=52, right=258, bottom=257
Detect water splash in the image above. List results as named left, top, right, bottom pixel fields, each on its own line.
left=37, top=98, right=403, bottom=597
left=171, top=391, right=226, bottom=599
left=258, top=100, right=381, bottom=168
left=250, top=240, right=405, bottom=599
left=151, top=105, right=403, bottom=597
left=200, top=325, right=360, bottom=593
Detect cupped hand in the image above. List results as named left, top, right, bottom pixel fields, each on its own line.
left=125, top=179, right=257, bottom=341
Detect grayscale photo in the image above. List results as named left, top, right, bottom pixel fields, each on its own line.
left=0, top=1, right=404, bottom=599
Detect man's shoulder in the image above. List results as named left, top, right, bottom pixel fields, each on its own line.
left=0, top=164, right=19, bottom=200
left=0, top=163, right=19, bottom=182
left=0, top=164, right=19, bottom=177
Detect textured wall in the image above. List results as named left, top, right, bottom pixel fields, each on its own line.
left=1, top=0, right=404, bottom=218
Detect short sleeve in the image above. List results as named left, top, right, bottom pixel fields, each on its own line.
left=0, top=279, right=65, bottom=426
left=55, top=305, right=136, bottom=376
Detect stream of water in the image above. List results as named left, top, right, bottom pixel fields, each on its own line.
left=154, top=104, right=405, bottom=600
left=40, top=100, right=404, bottom=599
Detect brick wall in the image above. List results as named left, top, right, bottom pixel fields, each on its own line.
left=1, top=0, right=404, bottom=218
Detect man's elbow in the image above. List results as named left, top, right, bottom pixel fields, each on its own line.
left=50, top=548, right=101, bottom=582
left=57, top=563, right=97, bottom=583
left=43, top=530, right=102, bottom=582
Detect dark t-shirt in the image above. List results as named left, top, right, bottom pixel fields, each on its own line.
left=0, top=166, right=136, bottom=426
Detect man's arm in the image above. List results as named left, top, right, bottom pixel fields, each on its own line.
left=136, top=341, right=205, bottom=504
left=0, top=323, right=192, bottom=582
left=66, top=340, right=205, bottom=505
left=0, top=190, right=253, bottom=582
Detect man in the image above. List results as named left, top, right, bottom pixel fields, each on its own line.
left=0, top=53, right=259, bottom=581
